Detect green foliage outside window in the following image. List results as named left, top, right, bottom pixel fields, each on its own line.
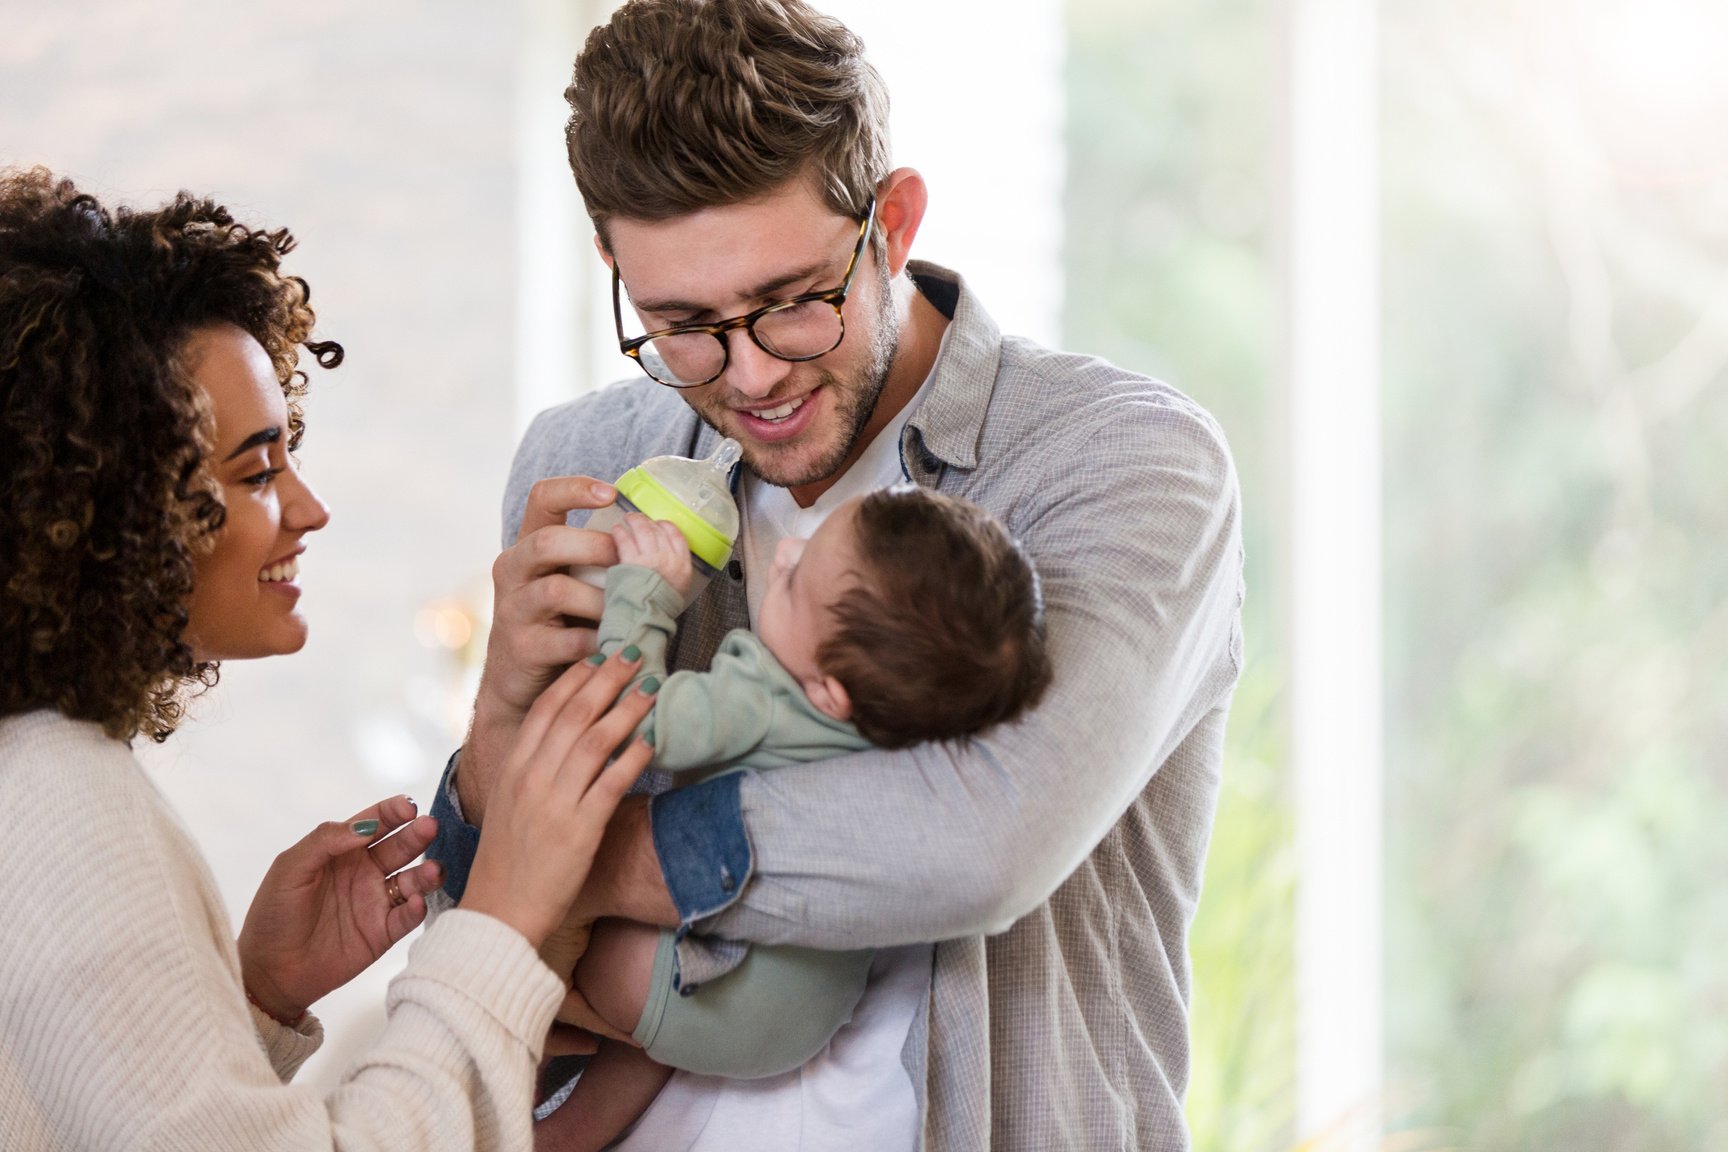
left=1065, top=1, right=1294, bottom=1149
left=1383, top=2, right=1728, bottom=1148
left=1067, top=0, right=1726, bottom=1149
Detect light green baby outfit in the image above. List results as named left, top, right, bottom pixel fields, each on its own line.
left=598, top=564, right=876, bottom=1078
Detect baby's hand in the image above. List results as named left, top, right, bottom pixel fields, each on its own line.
left=610, top=513, right=694, bottom=601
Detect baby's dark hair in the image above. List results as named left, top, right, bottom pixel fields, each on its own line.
left=819, top=486, right=1052, bottom=749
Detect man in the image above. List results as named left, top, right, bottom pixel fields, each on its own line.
left=428, top=0, right=1243, bottom=1148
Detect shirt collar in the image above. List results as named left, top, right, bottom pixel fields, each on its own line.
left=902, top=260, right=999, bottom=472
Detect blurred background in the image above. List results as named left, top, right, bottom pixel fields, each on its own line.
left=3, top=1, right=1723, bottom=1148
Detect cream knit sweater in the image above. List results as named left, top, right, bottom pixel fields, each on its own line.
left=0, top=710, right=563, bottom=1151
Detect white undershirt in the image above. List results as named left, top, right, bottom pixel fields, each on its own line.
left=740, top=371, right=933, bottom=629
left=614, top=373, right=938, bottom=1152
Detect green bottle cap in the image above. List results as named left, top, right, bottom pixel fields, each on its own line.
left=614, top=467, right=736, bottom=570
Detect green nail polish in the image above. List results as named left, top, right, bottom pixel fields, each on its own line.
left=622, top=644, right=642, bottom=662
left=585, top=653, right=607, bottom=666
left=643, top=729, right=656, bottom=748
left=639, top=676, right=661, bottom=696
left=352, top=820, right=379, bottom=837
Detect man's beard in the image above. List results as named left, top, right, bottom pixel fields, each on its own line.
left=695, top=257, right=899, bottom=490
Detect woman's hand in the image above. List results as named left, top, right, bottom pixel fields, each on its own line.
left=461, top=648, right=657, bottom=951
left=237, top=795, right=442, bottom=1025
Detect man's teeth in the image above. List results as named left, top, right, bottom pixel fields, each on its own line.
left=747, top=395, right=806, bottom=422
left=259, top=557, right=300, bottom=583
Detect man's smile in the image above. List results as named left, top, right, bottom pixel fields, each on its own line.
left=729, top=384, right=825, bottom=443
left=743, top=394, right=807, bottom=422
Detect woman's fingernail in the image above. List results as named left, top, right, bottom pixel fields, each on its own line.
left=622, top=644, right=641, bottom=662
left=352, top=820, right=379, bottom=837
left=403, top=795, right=417, bottom=813
left=642, top=730, right=656, bottom=748
left=585, top=653, right=607, bottom=666
left=593, top=481, right=614, bottom=501
left=639, top=676, right=661, bottom=696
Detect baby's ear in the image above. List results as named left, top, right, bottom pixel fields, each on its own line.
left=806, top=674, right=853, bottom=723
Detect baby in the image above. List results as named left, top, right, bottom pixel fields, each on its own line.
left=550, top=484, right=1052, bottom=1146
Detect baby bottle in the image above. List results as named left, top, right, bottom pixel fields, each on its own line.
left=576, top=437, right=743, bottom=608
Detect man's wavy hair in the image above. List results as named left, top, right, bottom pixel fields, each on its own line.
left=821, top=487, right=1053, bottom=749
left=565, top=0, right=891, bottom=243
left=0, top=167, right=341, bottom=743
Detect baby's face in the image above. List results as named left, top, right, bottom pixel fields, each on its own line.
left=757, top=497, right=864, bottom=691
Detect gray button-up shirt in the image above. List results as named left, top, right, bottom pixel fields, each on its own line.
left=436, top=261, right=1243, bottom=1151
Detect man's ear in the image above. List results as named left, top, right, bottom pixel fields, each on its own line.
left=805, top=673, right=853, bottom=723
left=594, top=232, right=614, bottom=268
left=875, top=167, right=929, bottom=278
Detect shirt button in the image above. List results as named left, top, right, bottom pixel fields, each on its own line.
left=726, top=559, right=743, bottom=581
left=719, top=864, right=736, bottom=892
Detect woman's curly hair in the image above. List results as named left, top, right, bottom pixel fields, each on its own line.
left=0, top=167, right=342, bottom=743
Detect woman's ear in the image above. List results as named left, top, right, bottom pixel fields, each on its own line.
left=805, top=673, right=854, bottom=723
left=875, top=167, right=929, bottom=278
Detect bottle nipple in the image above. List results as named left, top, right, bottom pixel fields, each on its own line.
left=706, top=438, right=743, bottom=476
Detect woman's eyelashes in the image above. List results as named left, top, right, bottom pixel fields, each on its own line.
left=242, top=466, right=284, bottom=488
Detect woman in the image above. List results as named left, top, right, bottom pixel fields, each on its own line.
left=0, top=167, right=649, bottom=1150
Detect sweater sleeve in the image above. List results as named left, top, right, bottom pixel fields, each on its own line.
left=248, top=1001, right=325, bottom=1083
left=645, top=634, right=782, bottom=773
left=596, top=563, right=685, bottom=685
left=0, top=715, right=563, bottom=1152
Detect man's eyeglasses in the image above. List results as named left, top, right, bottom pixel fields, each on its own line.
left=612, top=197, right=877, bottom=389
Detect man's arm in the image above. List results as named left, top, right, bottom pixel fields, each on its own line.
left=424, top=473, right=621, bottom=901
left=428, top=385, right=701, bottom=918
left=574, top=394, right=1244, bottom=949
left=456, top=475, right=620, bottom=824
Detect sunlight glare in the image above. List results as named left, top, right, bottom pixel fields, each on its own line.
left=1561, top=0, right=1728, bottom=180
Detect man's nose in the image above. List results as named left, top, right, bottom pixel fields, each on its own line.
left=721, top=329, right=793, bottom=400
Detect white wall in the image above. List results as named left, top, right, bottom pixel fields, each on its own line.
left=825, top=0, right=1066, bottom=346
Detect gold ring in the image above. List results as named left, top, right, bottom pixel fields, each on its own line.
left=385, top=875, right=407, bottom=909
